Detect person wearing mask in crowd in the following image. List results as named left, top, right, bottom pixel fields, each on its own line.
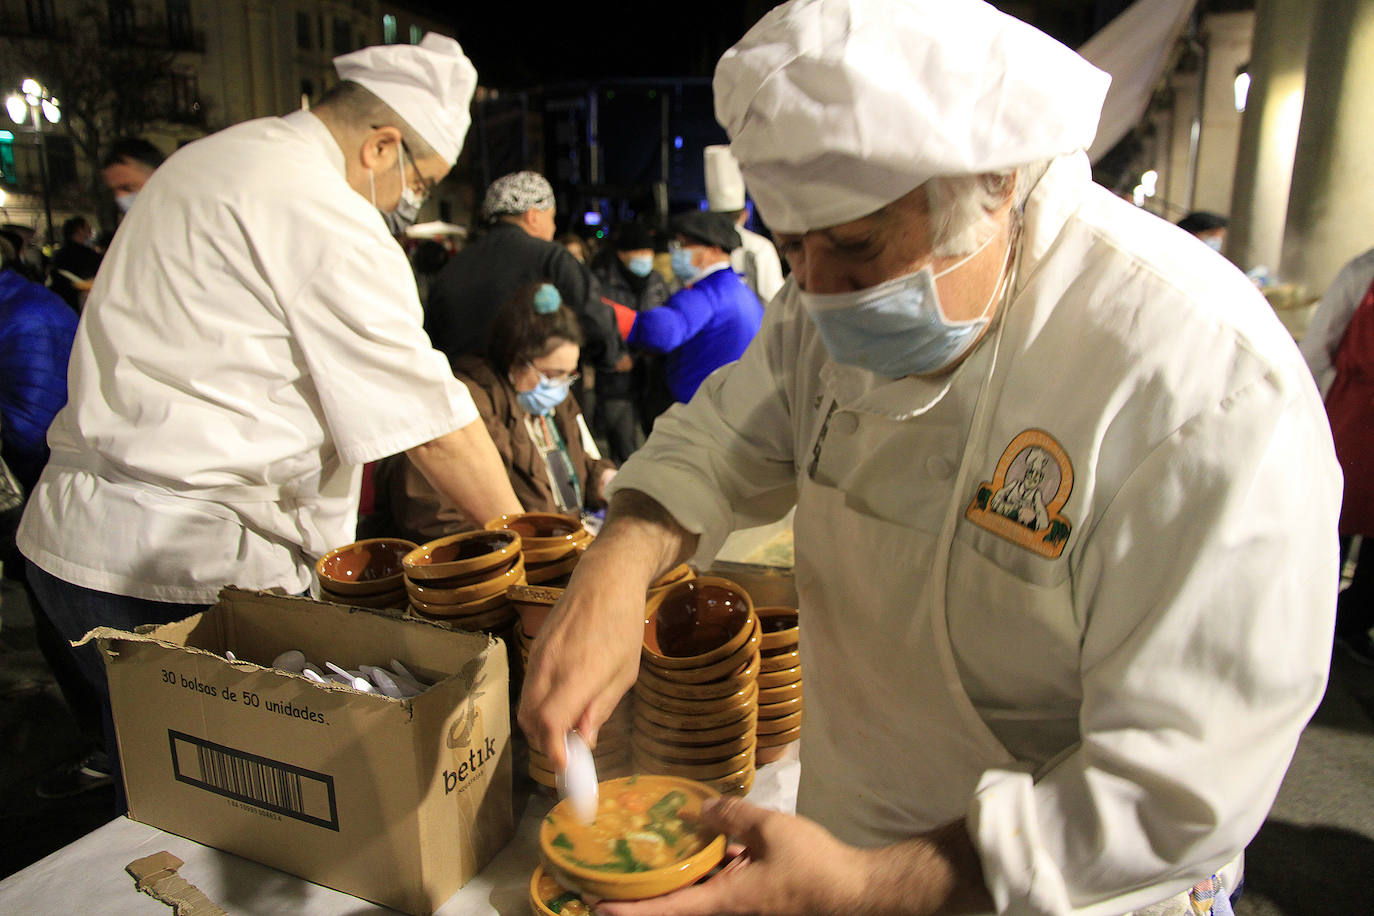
left=706, top=144, right=785, bottom=305
left=18, top=34, right=522, bottom=805
left=99, top=137, right=165, bottom=216
left=591, top=222, right=671, bottom=463
left=0, top=227, right=44, bottom=283
left=48, top=216, right=102, bottom=312
left=1177, top=210, right=1229, bottom=253
left=425, top=170, right=627, bottom=383
left=0, top=236, right=89, bottom=796
left=1301, top=245, right=1374, bottom=665
left=378, top=282, right=615, bottom=542
left=625, top=210, right=763, bottom=414
left=521, top=2, right=1341, bottom=915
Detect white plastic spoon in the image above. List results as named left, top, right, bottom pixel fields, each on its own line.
left=557, top=731, right=599, bottom=826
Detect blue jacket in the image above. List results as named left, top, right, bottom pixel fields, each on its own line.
left=628, top=266, right=763, bottom=403
left=0, top=269, right=78, bottom=490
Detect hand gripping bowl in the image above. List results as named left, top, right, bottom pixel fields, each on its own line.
left=539, top=774, right=726, bottom=901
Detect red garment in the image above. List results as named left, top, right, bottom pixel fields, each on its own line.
left=1326, top=277, right=1374, bottom=535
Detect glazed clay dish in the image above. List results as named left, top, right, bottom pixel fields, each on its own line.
left=540, top=774, right=726, bottom=901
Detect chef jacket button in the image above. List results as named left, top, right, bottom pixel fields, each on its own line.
left=926, top=455, right=953, bottom=479
left=833, top=412, right=859, bottom=435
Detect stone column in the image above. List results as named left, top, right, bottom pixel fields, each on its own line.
left=1225, top=0, right=1313, bottom=276
left=1278, top=0, right=1374, bottom=296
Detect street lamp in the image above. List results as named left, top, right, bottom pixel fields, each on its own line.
left=5, top=77, right=61, bottom=247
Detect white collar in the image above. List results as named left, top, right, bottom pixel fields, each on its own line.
left=282, top=110, right=347, bottom=180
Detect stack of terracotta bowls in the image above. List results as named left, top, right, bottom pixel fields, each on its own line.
left=401, top=529, right=525, bottom=632
left=631, top=577, right=760, bottom=796
left=507, top=585, right=634, bottom=788
left=315, top=538, right=416, bottom=610
left=753, top=607, right=802, bottom=763
left=485, top=512, right=591, bottom=586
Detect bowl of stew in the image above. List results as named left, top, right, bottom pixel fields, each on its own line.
left=539, top=774, right=726, bottom=901
left=529, top=865, right=593, bottom=915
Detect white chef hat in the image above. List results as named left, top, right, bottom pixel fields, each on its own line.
left=334, top=33, right=477, bottom=164
left=704, top=145, right=747, bottom=212
left=714, top=0, right=1111, bottom=234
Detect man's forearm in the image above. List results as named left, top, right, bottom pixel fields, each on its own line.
left=406, top=421, right=523, bottom=527
left=581, top=489, right=699, bottom=587
left=849, top=820, right=992, bottom=916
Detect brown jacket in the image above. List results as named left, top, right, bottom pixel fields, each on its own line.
left=377, top=354, right=615, bottom=543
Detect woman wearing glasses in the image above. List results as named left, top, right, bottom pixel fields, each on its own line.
left=376, top=283, right=616, bottom=542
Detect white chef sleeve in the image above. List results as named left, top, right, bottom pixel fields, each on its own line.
left=607, top=303, right=806, bottom=563
left=969, top=367, right=1341, bottom=915
left=285, top=244, right=478, bottom=466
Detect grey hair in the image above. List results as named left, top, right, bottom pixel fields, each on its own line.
left=925, top=160, right=1051, bottom=256
left=311, top=80, right=439, bottom=162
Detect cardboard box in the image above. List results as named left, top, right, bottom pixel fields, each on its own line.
left=90, top=588, right=513, bottom=916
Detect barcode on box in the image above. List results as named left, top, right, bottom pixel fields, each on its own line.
left=168, top=730, right=339, bottom=830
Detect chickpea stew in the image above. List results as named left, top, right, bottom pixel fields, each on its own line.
left=541, top=775, right=723, bottom=877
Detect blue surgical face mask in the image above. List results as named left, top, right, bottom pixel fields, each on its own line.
left=514, top=363, right=575, bottom=415
left=627, top=254, right=654, bottom=278
left=670, top=246, right=698, bottom=282
left=796, top=230, right=1006, bottom=378
left=115, top=192, right=137, bottom=214
left=1203, top=235, right=1224, bottom=253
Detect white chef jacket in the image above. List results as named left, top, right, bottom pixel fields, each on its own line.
left=1298, top=246, right=1374, bottom=397
left=18, top=111, right=477, bottom=603
left=609, top=153, right=1342, bottom=914
left=731, top=224, right=785, bottom=304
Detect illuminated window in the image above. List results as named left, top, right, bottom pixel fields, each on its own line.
left=409, top=24, right=421, bottom=44
left=382, top=14, right=397, bottom=44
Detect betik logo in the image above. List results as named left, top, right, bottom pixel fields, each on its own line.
left=443, top=735, right=497, bottom=794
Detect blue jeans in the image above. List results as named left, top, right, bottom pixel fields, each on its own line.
left=26, top=561, right=210, bottom=811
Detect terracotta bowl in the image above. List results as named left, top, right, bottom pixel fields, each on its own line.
left=525, top=550, right=582, bottom=585
left=507, top=583, right=564, bottom=639
left=756, top=693, right=804, bottom=721
left=403, top=529, right=522, bottom=581
left=756, top=606, right=800, bottom=652
left=756, top=725, right=802, bottom=748
left=646, top=563, right=696, bottom=600
left=447, top=604, right=518, bottom=632
left=632, top=678, right=758, bottom=719
left=406, top=588, right=509, bottom=619
left=404, top=556, right=517, bottom=602
left=404, top=554, right=525, bottom=605
left=318, top=585, right=407, bottom=610
left=637, top=652, right=759, bottom=701
left=540, top=775, right=726, bottom=901
left=755, top=708, right=804, bottom=735
left=315, top=538, right=417, bottom=596
left=756, top=664, right=802, bottom=690
left=633, top=743, right=756, bottom=781
left=642, top=577, right=756, bottom=670
left=529, top=865, right=590, bottom=916
left=633, top=684, right=758, bottom=731
left=631, top=729, right=756, bottom=762
left=757, top=680, right=803, bottom=706
left=699, top=763, right=755, bottom=795
left=635, top=707, right=758, bottom=746
left=485, top=512, right=591, bottom=564
left=759, top=647, right=800, bottom=673
left=641, top=619, right=760, bottom=685
left=755, top=743, right=792, bottom=765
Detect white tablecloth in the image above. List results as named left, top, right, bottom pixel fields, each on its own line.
left=0, top=749, right=800, bottom=915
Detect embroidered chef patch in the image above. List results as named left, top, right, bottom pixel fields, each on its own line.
left=965, top=429, right=1074, bottom=558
